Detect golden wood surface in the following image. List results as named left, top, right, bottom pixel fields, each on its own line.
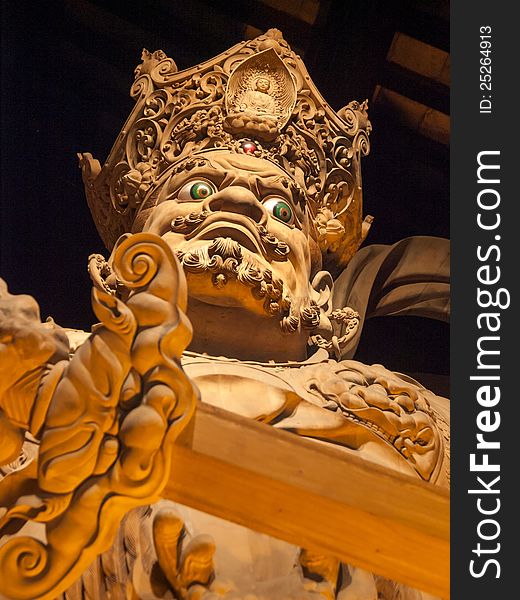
left=164, top=401, right=450, bottom=598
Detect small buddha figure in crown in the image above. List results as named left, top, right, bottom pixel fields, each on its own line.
left=239, top=75, right=278, bottom=119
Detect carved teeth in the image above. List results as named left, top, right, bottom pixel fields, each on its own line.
left=341, top=409, right=397, bottom=445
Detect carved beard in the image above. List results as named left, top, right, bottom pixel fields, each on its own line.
left=175, top=237, right=320, bottom=334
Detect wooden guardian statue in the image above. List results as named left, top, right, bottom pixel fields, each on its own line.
left=0, top=28, right=450, bottom=600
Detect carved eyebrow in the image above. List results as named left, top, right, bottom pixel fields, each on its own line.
left=258, top=177, right=309, bottom=213
left=210, top=167, right=292, bottom=197
left=255, top=175, right=292, bottom=200
left=167, top=167, right=227, bottom=195
left=219, top=169, right=240, bottom=190
left=165, top=157, right=305, bottom=207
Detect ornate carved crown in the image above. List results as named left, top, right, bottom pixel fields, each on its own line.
left=79, top=29, right=372, bottom=272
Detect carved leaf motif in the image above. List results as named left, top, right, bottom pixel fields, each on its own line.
left=0, top=233, right=198, bottom=600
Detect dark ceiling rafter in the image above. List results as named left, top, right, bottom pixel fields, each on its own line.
left=379, top=62, right=449, bottom=115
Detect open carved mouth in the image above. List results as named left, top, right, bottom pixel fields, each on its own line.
left=172, top=212, right=290, bottom=260
left=338, top=404, right=438, bottom=479
left=188, top=217, right=264, bottom=257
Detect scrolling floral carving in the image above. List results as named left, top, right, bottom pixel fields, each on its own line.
left=0, top=233, right=198, bottom=600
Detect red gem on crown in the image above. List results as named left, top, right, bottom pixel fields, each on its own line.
left=241, top=141, right=257, bottom=154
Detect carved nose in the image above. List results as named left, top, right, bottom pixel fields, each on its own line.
left=203, top=186, right=267, bottom=224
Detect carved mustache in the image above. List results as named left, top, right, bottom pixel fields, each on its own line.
left=175, top=237, right=320, bottom=334
left=170, top=210, right=290, bottom=260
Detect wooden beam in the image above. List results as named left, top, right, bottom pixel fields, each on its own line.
left=372, top=86, right=450, bottom=145
left=387, top=32, right=450, bottom=86
left=380, top=62, right=450, bottom=115
left=164, top=402, right=450, bottom=598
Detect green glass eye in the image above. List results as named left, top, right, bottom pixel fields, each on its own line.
left=190, top=181, right=214, bottom=200
left=178, top=180, right=216, bottom=202
left=264, top=198, right=294, bottom=225
left=273, top=202, right=292, bottom=222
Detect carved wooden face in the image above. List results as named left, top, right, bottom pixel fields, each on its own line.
left=254, top=77, right=271, bottom=93
left=143, top=150, right=324, bottom=331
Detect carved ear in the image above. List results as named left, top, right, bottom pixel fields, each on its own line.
left=310, top=271, right=334, bottom=314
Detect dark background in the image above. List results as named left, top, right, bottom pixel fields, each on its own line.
left=0, top=0, right=449, bottom=383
